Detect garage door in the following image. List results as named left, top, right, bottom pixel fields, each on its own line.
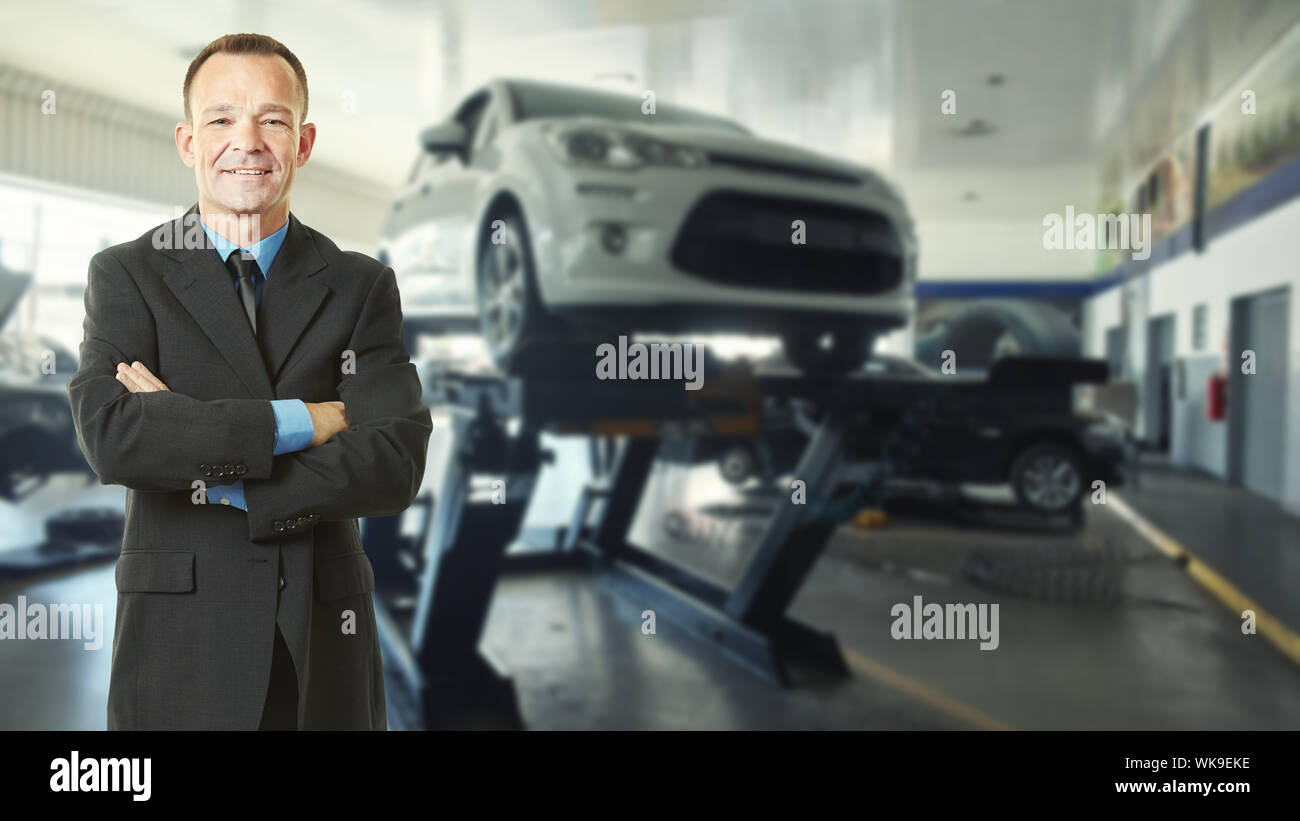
left=1235, top=288, right=1291, bottom=501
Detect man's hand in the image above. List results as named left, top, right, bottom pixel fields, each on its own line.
left=304, top=401, right=349, bottom=447
left=116, top=361, right=170, bottom=392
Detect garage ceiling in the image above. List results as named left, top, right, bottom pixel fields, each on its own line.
left=0, top=0, right=1295, bottom=249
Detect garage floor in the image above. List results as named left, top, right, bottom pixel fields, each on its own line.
left=1112, top=457, right=1300, bottom=635
left=2, top=463, right=1297, bottom=730
left=471, top=462, right=1300, bottom=730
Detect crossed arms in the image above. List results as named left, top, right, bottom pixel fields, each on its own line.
left=113, top=364, right=343, bottom=510
left=67, top=250, right=434, bottom=542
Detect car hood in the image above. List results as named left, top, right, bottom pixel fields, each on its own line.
left=545, top=117, right=902, bottom=198
left=0, top=265, right=31, bottom=332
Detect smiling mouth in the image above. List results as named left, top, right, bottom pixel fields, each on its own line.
left=223, top=169, right=272, bottom=176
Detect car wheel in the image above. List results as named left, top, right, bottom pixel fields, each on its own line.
left=1010, top=442, right=1084, bottom=515
left=476, top=210, right=553, bottom=372
left=781, top=328, right=872, bottom=376
left=0, top=428, right=55, bottom=501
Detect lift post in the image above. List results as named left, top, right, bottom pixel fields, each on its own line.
left=579, top=399, right=854, bottom=685
left=406, top=386, right=543, bottom=730
left=379, top=354, right=884, bottom=728
left=371, top=353, right=1113, bottom=727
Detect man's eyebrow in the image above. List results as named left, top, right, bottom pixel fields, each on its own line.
left=199, top=103, right=295, bottom=118
left=200, top=103, right=239, bottom=117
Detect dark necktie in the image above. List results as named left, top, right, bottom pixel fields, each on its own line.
left=225, top=252, right=263, bottom=335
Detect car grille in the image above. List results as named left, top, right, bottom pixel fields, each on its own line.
left=705, top=152, right=863, bottom=185
left=670, top=191, right=904, bottom=295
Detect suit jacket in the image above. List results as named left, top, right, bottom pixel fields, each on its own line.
left=67, top=203, right=433, bottom=730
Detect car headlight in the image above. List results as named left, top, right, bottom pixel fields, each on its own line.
left=546, top=127, right=708, bottom=169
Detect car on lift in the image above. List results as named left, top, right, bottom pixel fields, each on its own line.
left=0, top=266, right=88, bottom=500
left=707, top=355, right=1133, bottom=518
left=377, top=78, right=917, bottom=374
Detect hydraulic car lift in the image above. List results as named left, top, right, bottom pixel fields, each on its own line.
left=367, top=351, right=1108, bottom=729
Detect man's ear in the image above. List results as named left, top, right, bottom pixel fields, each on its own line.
left=296, top=122, right=317, bottom=167
left=175, top=122, right=196, bottom=168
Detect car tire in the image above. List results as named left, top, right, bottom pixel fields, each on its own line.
left=1009, top=442, right=1085, bottom=515
left=781, top=328, right=872, bottom=376
left=476, top=209, right=556, bottom=373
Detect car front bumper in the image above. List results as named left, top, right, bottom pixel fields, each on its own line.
left=525, top=153, right=916, bottom=331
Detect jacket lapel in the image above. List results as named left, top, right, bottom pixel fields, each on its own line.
left=159, top=204, right=330, bottom=397
left=258, top=210, right=331, bottom=384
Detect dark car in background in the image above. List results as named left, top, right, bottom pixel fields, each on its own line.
left=0, top=266, right=88, bottom=500
left=705, top=354, right=1133, bottom=518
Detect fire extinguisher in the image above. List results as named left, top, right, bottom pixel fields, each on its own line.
left=1207, top=372, right=1228, bottom=421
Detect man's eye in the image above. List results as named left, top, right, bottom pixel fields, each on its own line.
left=265, top=119, right=285, bottom=126
left=210, top=119, right=230, bottom=125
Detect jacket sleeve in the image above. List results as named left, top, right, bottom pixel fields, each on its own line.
left=66, top=250, right=278, bottom=492
left=241, top=265, right=433, bottom=542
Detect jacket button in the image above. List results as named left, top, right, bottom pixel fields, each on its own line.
left=199, top=464, right=212, bottom=477
left=279, top=576, right=286, bottom=591
left=236, top=464, right=247, bottom=475
left=274, top=520, right=284, bottom=532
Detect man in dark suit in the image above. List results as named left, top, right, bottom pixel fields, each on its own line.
left=66, top=33, right=432, bottom=730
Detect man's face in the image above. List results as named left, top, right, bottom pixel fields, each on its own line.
left=177, top=52, right=315, bottom=231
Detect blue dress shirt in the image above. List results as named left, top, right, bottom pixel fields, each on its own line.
left=200, top=216, right=315, bottom=511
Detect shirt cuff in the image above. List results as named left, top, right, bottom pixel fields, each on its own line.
left=270, top=399, right=314, bottom=455
left=207, top=480, right=247, bottom=511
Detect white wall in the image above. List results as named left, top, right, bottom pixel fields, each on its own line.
left=1083, top=195, right=1300, bottom=515
left=915, top=217, right=1096, bottom=280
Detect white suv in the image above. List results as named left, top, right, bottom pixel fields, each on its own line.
left=378, top=78, right=917, bottom=374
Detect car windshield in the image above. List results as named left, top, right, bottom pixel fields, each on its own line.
left=507, top=81, right=749, bottom=135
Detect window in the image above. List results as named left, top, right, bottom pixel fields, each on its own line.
left=0, top=179, right=173, bottom=357
left=507, top=80, right=750, bottom=135
left=454, top=92, right=490, bottom=147
left=474, top=108, right=499, bottom=154
left=1192, top=304, right=1208, bottom=351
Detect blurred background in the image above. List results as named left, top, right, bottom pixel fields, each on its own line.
left=0, top=0, right=1297, bottom=730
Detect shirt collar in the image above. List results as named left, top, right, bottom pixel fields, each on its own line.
left=200, top=215, right=291, bottom=276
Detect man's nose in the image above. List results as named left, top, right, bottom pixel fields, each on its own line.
left=229, top=117, right=265, bottom=153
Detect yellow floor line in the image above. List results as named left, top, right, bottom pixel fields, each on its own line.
left=1110, top=494, right=1300, bottom=668
left=841, top=647, right=1015, bottom=731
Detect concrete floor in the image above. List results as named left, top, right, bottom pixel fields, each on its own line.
left=1114, top=458, right=1300, bottom=633
left=470, top=461, right=1300, bottom=730
left=2, top=461, right=1298, bottom=730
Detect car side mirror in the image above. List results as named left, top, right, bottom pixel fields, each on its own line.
left=420, top=122, right=468, bottom=161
